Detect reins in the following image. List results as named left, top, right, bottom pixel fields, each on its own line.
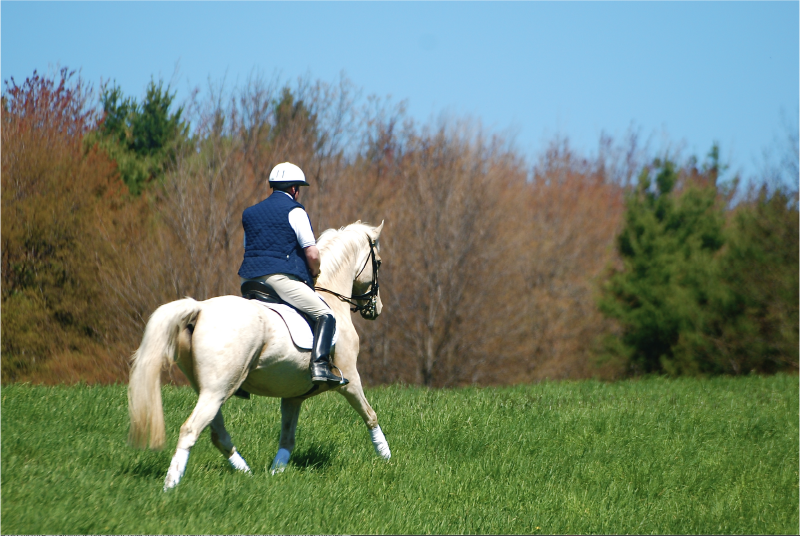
left=315, top=235, right=380, bottom=315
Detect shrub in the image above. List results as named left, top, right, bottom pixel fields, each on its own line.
left=1, top=69, right=129, bottom=382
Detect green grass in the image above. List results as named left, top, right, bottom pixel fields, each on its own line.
left=1, top=375, right=798, bottom=534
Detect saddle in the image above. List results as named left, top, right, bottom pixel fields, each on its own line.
left=241, top=280, right=287, bottom=305
left=240, top=280, right=337, bottom=349
left=241, top=280, right=313, bottom=321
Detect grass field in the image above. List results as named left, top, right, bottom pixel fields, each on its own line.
left=1, top=375, right=798, bottom=534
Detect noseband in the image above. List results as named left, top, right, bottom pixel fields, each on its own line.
left=315, top=236, right=380, bottom=316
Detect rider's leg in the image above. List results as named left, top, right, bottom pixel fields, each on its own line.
left=251, top=274, right=347, bottom=386
left=241, top=274, right=332, bottom=319
left=309, top=313, right=347, bottom=385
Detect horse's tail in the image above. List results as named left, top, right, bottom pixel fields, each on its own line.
left=128, top=298, right=201, bottom=450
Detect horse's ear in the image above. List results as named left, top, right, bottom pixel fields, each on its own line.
left=375, top=220, right=385, bottom=237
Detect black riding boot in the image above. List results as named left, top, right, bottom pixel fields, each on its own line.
left=310, top=314, right=348, bottom=386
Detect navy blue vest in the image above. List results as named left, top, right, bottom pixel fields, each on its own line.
left=238, top=192, right=314, bottom=287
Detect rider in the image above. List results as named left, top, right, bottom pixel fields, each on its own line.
left=238, top=162, right=345, bottom=387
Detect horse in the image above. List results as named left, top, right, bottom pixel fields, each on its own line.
left=127, top=221, right=391, bottom=490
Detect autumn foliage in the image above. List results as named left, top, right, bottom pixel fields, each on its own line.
left=2, top=69, right=136, bottom=382
left=2, top=70, right=797, bottom=386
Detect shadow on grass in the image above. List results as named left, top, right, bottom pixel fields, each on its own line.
left=291, top=444, right=334, bottom=472
left=117, top=455, right=167, bottom=480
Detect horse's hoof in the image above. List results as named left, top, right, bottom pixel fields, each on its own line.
left=228, top=451, right=251, bottom=473
left=163, top=448, right=189, bottom=490
left=369, top=425, right=391, bottom=460
left=270, top=464, right=287, bottom=475
left=270, top=448, right=291, bottom=475
left=163, top=473, right=180, bottom=491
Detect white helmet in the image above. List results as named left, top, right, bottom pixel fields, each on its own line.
left=268, top=162, right=309, bottom=187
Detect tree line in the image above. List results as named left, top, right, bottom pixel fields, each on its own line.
left=2, top=68, right=798, bottom=385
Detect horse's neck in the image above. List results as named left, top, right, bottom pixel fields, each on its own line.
left=318, top=244, right=361, bottom=298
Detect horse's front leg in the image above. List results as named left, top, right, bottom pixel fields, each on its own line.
left=271, top=397, right=303, bottom=474
left=338, top=375, right=391, bottom=460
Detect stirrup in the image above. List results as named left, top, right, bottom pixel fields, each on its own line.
left=311, top=361, right=349, bottom=386
left=329, top=362, right=349, bottom=386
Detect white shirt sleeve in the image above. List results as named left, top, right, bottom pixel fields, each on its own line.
left=288, top=207, right=316, bottom=248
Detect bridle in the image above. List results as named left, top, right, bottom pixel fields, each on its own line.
left=315, top=236, right=381, bottom=317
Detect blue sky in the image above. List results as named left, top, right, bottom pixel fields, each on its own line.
left=2, top=2, right=798, bottom=182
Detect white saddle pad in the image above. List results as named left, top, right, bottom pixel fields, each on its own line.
left=253, top=300, right=338, bottom=350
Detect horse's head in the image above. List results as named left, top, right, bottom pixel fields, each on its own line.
left=316, top=220, right=385, bottom=320
left=351, top=221, right=384, bottom=320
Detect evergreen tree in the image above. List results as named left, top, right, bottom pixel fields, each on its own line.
left=98, top=85, right=135, bottom=147
left=94, top=79, right=188, bottom=195
left=707, top=186, right=799, bottom=373
left=600, top=155, right=726, bottom=375
left=131, top=79, right=187, bottom=158
left=271, top=87, right=317, bottom=141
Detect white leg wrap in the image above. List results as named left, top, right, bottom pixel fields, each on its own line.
left=228, top=449, right=251, bottom=473
left=270, top=448, right=291, bottom=475
left=163, top=448, right=190, bottom=491
left=369, top=425, right=391, bottom=460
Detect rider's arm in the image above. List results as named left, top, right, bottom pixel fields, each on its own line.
left=304, top=245, right=321, bottom=279
left=288, top=208, right=319, bottom=280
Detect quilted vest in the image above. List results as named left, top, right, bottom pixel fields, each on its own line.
left=237, top=192, right=314, bottom=287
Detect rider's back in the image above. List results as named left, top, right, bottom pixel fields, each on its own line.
left=238, top=193, right=313, bottom=286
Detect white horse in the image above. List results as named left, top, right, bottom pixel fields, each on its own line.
left=128, top=221, right=390, bottom=490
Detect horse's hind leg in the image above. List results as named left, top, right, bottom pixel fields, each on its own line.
left=338, top=377, right=391, bottom=460
left=270, top=397, right=303, bottom=474
left=210, top=409, right=251, bottom=473
left=164, top=393, right=224, bottom=490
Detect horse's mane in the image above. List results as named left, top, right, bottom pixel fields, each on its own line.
left=317, top=221, right=380, bottom=283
